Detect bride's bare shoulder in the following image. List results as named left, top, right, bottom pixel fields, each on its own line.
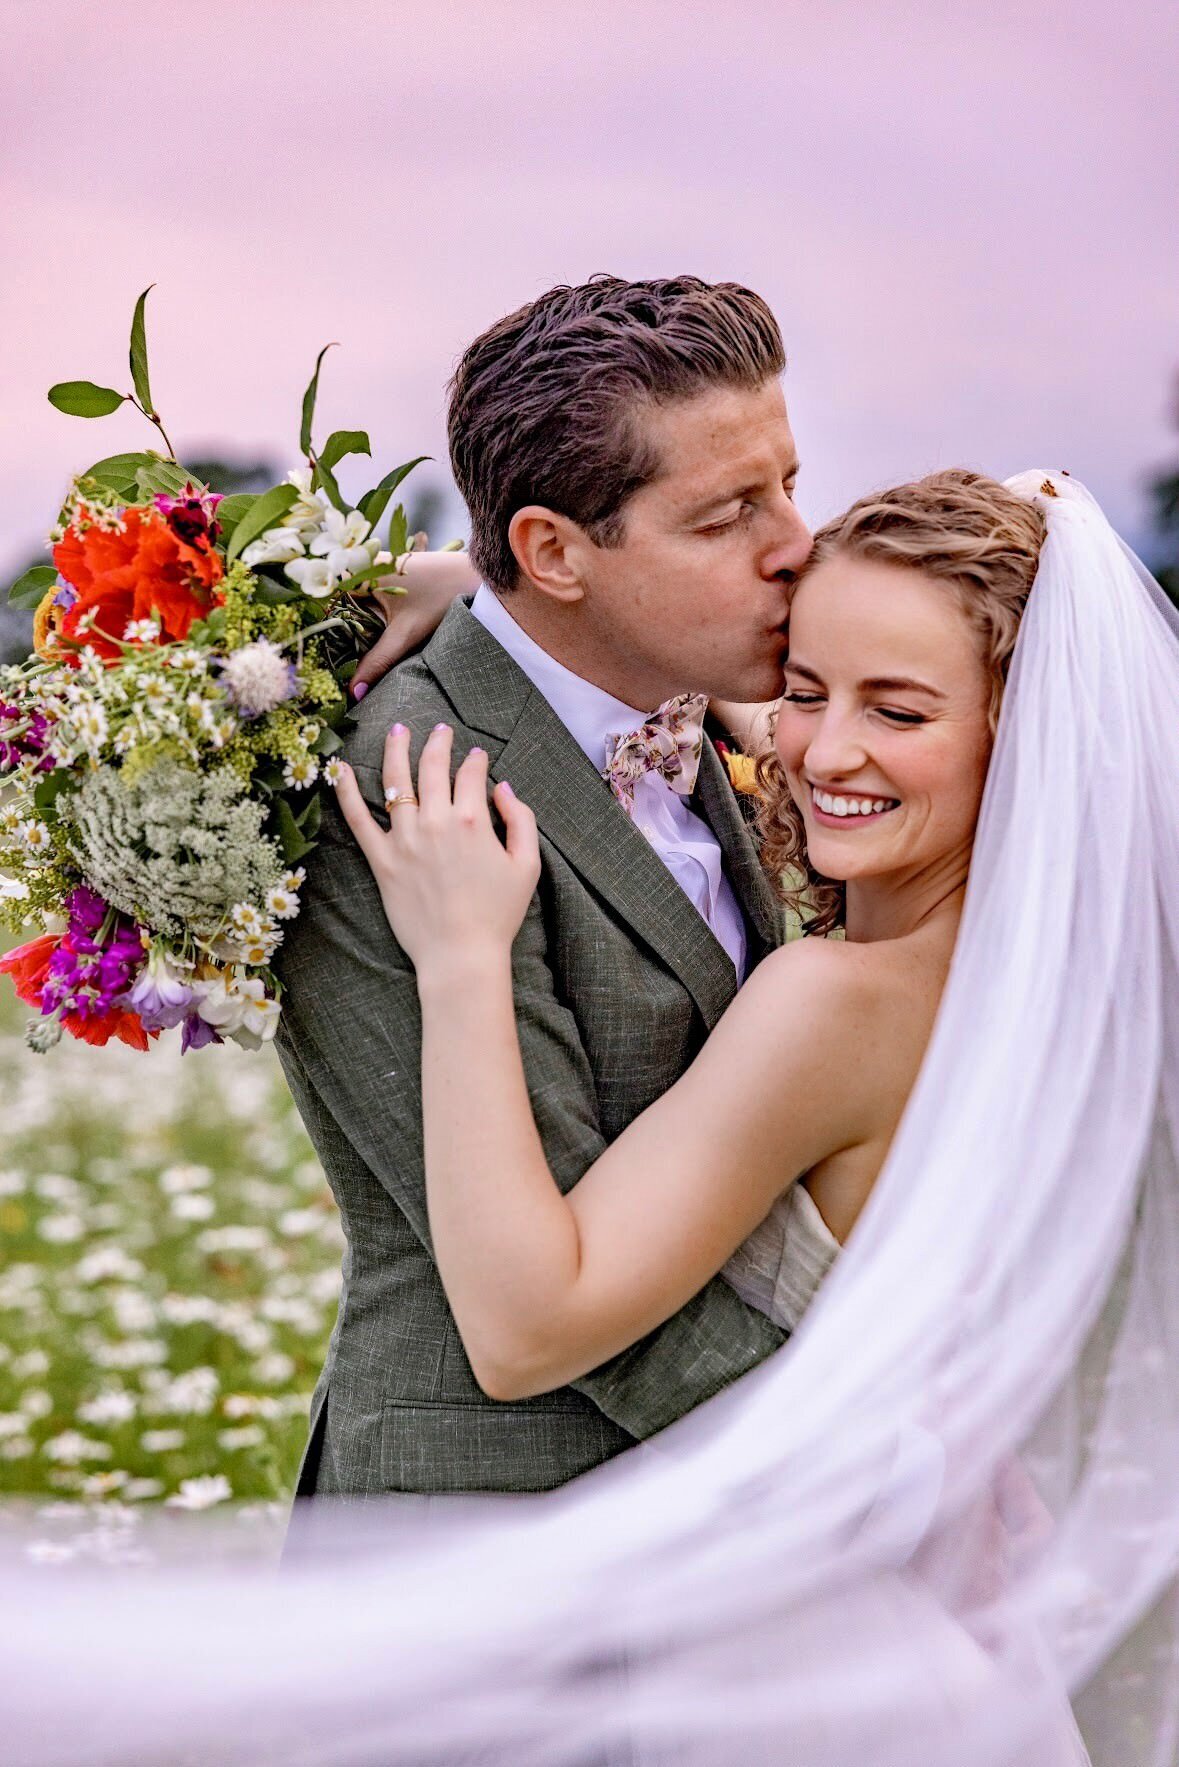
left=737, top=932, right=935, bottom=1049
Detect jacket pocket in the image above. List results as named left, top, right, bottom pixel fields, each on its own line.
left=380, top=1397, right=629, bottom=1493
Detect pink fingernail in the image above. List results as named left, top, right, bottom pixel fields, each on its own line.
left=433, top=722, right=450, bottom=733
left=500, top=781, right=515, bottom=797
left=352, top=681, right=368, bottom=702
left=392, top=722, right=407, bottom=736
left=470, top=746, right=486, bottom=757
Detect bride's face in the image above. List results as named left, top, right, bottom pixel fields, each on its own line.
left=774, top=554, right=993, bottom=891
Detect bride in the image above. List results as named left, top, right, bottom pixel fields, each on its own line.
left=332, top=467, right=1038, bottom=1371
left=5, top=465, right=1177, bottom=1767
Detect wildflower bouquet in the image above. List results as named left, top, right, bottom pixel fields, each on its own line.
left=0, top=289, right=430, bottom=1054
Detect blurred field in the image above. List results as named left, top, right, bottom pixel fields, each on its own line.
left=0, top=934, right=340, bottom=1528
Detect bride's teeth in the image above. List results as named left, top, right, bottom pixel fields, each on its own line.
left=813, top=788, right=898, bottom=818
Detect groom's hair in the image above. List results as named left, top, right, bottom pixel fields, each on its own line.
left=447, top=275, right=785, bottom=591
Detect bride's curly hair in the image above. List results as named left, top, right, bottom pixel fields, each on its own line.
left=756, top=469, right=1046, bottom=937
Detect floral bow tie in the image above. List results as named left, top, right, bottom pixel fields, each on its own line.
left=603, top=693, right=709, bottom=815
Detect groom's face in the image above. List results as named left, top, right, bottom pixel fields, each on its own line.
left=577, top=379, right=811, bottom=703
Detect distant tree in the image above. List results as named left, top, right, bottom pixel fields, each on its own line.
left=1147, top=379, right=1179, bottom=607
left=182, top=455, right=279, bottom=497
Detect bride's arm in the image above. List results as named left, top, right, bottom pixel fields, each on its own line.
left=334, top=724, right=880, bottom=1400
left=350, top=549, right=482, bottom=698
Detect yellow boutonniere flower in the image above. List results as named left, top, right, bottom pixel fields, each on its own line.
left=718, top=745, right=760, bottom=795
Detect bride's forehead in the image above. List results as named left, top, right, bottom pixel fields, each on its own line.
left=787, top=559, right=979, bottom=672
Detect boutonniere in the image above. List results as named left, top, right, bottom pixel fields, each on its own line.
left=715, top=741, right=759, bottom=796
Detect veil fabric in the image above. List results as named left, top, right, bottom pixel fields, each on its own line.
left=3, top=472, right=1178, bottom=1766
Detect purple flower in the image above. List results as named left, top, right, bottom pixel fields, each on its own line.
left=65, top=886, right=108, bottom=934
left=52, top=581, right=78, bottom=612
left=124, top=953, right=197, bottom=1031
left=181, top=1011, right=222, bottom=1053
left=37, top=890, right=146, bottom=1021
left=0, top=701, right=55, bottom=776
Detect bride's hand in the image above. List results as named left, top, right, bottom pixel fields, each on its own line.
left=350, top=550, right=480, bottom=700
left=332, top=723, right=540, bottom=973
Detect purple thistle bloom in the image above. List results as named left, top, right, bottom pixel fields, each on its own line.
left=52, top=580, right=78, bottom=612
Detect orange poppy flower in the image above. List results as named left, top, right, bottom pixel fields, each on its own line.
left=54, top=506, right=225, bottom=664
left=0, top=933, right=153, bottom=1049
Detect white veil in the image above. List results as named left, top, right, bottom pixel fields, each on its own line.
left=3, top=472, right=1178, bottom=1766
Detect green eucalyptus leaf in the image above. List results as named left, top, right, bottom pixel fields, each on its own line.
left=214, top=492, right=258, bottom=543
left=129, top=285, right=155, bottom=414
left=295, top=793, right=322, bottom=840
left=253, top=575, right=304, bottom=606
left=386, top=506, right=409, bottom=560
left=48, top=381, right=127, bottom=419
left=79, top=450, right=157, bottom=487
left=272, top=797, right=317, bottom=864
left=33, top=769, right=77, bottom=814
left=135, top=458, right=197, bottom=499
left=300, top=342, right=337, bottom=458
left=7, top=565, right=58, bottom=610
left=226, top=483, right=300, bottom=564
left=312, top=454, right=347, bottom=514
left=331, top=560, right=404, bottom=598
left=320, top=430, right=371, bottom=472
left=358, top=456, right=429, bottom=529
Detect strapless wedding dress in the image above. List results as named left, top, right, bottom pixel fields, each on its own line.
left=722, top=1182, right=840, bottom=1331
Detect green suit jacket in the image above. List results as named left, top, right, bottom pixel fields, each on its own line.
left=275, top=600, right=787, bottom=1497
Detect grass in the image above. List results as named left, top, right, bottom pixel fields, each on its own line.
left=0, top=933, right=340, bottom=1528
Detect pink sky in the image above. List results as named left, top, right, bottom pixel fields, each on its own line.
left=3, top=0, right=1176, bottom=576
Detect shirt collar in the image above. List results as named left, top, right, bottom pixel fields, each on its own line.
left=470, top=585, right=649, bottom=771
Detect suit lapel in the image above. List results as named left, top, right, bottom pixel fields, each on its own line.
left=694, top=739, right=784, bottom=965
left=426, top=604, right=741, bottom=1029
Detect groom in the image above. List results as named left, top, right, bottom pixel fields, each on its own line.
left=276, top=275, right=812, bottom=1501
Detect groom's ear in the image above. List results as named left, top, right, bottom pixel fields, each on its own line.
left=507, top=506, right=589, bottom=606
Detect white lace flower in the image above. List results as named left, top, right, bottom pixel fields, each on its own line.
left=284, top=556, right=335, bottom=599
left=308, top=507, right=376, bottom=582
left=240, top=526, right=306, bottom=568
left=123, top=619, right=161, bottom=643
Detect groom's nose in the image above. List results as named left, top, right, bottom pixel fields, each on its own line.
left=761, top=499, right=813, bottom=585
